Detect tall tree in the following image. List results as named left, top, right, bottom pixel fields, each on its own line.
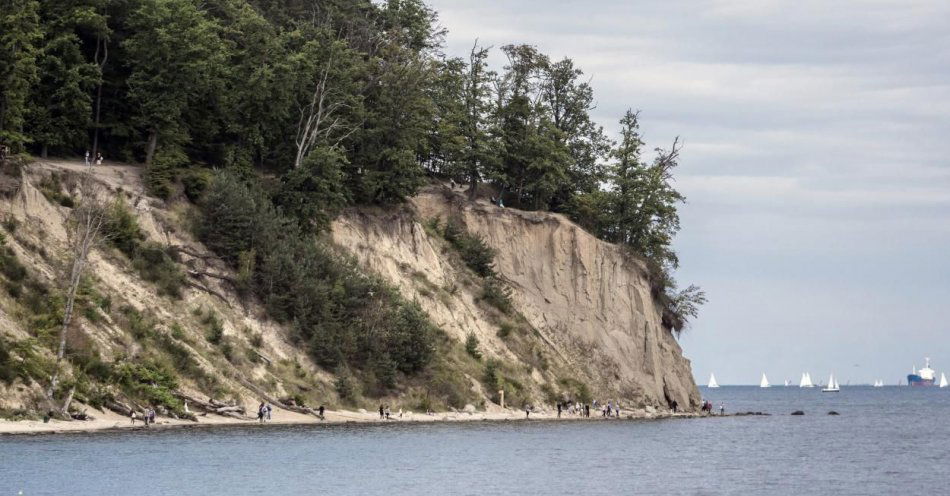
left=608, top=109, right=684, bottom=269
left=123, top=0, right=224, bottom=165
left=494, top=44, right=569, bottom=209
left=0, top=0, right=42, bottom=149
left=27, top=0, right=102, bottom=157
left=541, top=57, right=609, bottom=210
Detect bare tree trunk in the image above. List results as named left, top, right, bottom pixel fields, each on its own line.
left=92, top=37, right=108, bottom=158
left=60, top=385, right=76, bottom=417
left=145, top=128, right=158, bottom=166
left=46, top=171, right=109, bottom=414
left=294, top=53, right=356, bottom=168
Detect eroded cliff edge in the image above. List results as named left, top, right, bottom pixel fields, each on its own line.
left=333, top=185, right=700, bottom=411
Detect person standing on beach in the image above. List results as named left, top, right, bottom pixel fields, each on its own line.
left=719, top=402, right=725, bottom=416
left=379, top=405, right=384, bottom=420
left=266, top=403, right=272, bottom=420
left=258, top=403, right=266, bottom=423
left=84, top=150, right=90, bottom=166
left=671, top=400, right=678, bottom=413
left=557, top=403, right=562, bottom=418
left=318, top=405, right=325, bottom=420
left=130, top=410, right=137, bottom=425
left=525, top=405, right=530, bottom=419
left=149, top=408, right=156, bottom=425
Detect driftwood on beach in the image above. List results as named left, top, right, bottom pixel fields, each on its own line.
left=232, top=376, right=322, bottom=417
left=175, top=392, right=246, bottom=419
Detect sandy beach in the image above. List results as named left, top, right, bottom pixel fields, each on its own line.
left=0, top=406, right=700, bottom=436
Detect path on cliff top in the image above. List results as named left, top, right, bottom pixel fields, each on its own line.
left=34, top=158, right=145, bottom=193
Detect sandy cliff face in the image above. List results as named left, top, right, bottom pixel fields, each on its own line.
left=333, top=185, right=700, bottom=411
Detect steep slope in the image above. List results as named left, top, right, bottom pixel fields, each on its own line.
left=333, top=185, right=700, bottom=411
left=0, top=161, right=698, bottom=420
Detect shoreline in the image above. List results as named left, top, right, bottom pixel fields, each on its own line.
left=0, top=407, right=706, bottom=437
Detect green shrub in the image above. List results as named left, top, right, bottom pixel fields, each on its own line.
left=0, top=245, right=27, bottom=282
left=465, top=333, right=482, bottom=359
left=203, top=311, right=224, bottom=344
left=181, top=168, right=213, bottom=203
left=480, top=277, right=513, bottom=314
left=144, top=147, right=188, bottom=199
left=131, top=243, right=184, bottom=297
left=105, top=197, right=144, bottom=257
left=442, top=222, right=496, bottom=277
left=113, top=360, right=183, bottom=412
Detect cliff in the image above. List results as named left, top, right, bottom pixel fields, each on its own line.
left=0, top=161, right=698, bottom=419
left=333, top=185, right=700, bottom=411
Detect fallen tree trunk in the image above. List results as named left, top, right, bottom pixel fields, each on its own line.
left=234, top=376, right=320, bottom=417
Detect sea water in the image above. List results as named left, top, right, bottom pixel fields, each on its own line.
left=2, top=386, right=947, bottom=495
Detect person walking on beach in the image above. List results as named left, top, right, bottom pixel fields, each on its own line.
left=671, top=400, right=678, bottom=413
left=557, top=403, right=562, bottom=418
left=584, top=404, right=590, bottom=418
left=318, top=405, right=325, bottom=420
left=149, top=408, right=156, bottom=425
left=258, top=403, right=266, bottom=423
left=379, top=405, right=384, bottom=420
left=384, top=406, right=391, bottom=420
left=525, top=405, right=531, bottom=419
left=130, top=410, right=137, bottom=425
left=719, top=402, right=725, bottom=416
left=84, top=150, right=90, bottom=166
left=95, top=152, right=103, bottom=165
left=266, top=403, right=272, bottom=420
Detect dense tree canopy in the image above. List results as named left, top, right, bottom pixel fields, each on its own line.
left=3, top=0, right=703, bottom=330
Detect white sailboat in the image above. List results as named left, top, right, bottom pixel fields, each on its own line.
left=822, top=374, right=840, bottom=392
left=707, top=373, right=720, bottom=388
left=799, top=372, right=814, bottom=388
left=873, top=380, right=884, bottom=387
left=760, top=373, right=770, bottom=388
left=940, top=373, right=948, bottom=388
left=784, top=379, right=791, bottom=387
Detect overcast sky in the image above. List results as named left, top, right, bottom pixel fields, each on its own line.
left=429, top=0, right=950, bottom=385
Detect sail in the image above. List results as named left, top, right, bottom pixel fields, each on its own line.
left=708, top=373, right=719, bottom=388
left=940, top=373, right=948, bottom=388
left=827, top=374, right=835, bottom=389
left=760, top=373, right=770, bottom=388
left=801, top=372, right=814, bottom=387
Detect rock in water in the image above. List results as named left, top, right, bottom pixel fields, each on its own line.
left=827, top=411, right=839, bottom=416
left=791, top=410, right=805, bottom=416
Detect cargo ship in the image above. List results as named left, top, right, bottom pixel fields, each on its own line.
left=907, top=358, right=936, bottom=386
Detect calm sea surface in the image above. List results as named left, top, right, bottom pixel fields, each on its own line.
left=2, top=386, right=948, bottom=495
